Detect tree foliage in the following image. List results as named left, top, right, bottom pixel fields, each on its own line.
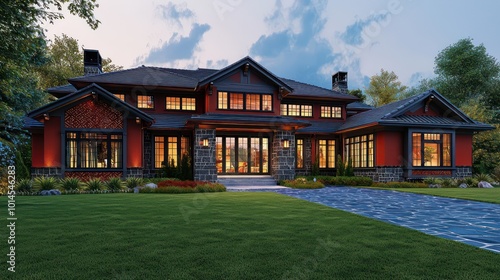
left=38, top=34, right=123, bottom=89
left=0, top=1, right=100, bottom=187
left=347, top=89, right=366, bottom=102
left=434, top=38, right=500, bottom=107
left=365, top=69, right=407, bottom=107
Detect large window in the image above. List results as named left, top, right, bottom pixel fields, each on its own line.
left=320, top=106, right=342, bottom=118
left=114, top=94, right=125, bottom=101
left=154, top=136, right=190, bottom=168
left=218, top=91, right=273, bottom=111
left=412, top=133, right=451, bottom=167
left=166, top=97, right=196, bottom=111
left=66, top=132, right=122, bottom=169
left=137, top=95, right=154, bottom=109
left=318, top=139, right=335, bottom=168
left=345, top=134, right=374, bottom=168
left=281, top=104, right=313, bottom=117
left=296, top=139, right=304, bottom=168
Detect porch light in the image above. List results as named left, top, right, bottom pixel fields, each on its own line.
left=43, top=113, right=50, bottom=121
left=282, top=139, right=290, bottom=149
left=135, top=117, right=141, bottom=124
left=202, top=138, right=209, bottom=147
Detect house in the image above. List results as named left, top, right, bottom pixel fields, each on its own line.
left=25, top=50, right=493, bottom=182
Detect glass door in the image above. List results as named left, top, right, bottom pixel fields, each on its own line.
left=216, top=136, right=269, bottom=174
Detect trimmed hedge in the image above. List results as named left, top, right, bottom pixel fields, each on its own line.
left=373, top=182, right=428, bottom=188
left=140, top=183, right=226, bottom=194
left=279, top=179, right=325, bottom=189
left=298, top=176, right=373, bottom=186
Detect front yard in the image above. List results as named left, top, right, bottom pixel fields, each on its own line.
left=1, top=192, right=499, bottom=279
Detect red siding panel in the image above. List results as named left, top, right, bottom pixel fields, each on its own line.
left=127, top=119, right=143, bottom=168
left=31, top=133, right=44, bottom=167
left=455, top=134, right=473, bottom=166
left=376, top=131, right=402, bottom=166
left=44, top=117, right=61, bottom=167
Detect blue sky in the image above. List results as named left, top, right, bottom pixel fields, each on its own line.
left=44, top=0, right=500, bottom=91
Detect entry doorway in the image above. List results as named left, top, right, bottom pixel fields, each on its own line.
left=216, top=136, right=269, bottom=174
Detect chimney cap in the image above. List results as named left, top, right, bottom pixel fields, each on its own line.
left=83, top=49, right=102, bottom=75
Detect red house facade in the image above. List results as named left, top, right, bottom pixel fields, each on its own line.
left=26, top=51, right=493, bottom=182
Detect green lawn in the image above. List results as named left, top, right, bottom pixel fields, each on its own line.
left=376, top=187, right=500, bottom=204
left=1, top=193, right=499, bottom=279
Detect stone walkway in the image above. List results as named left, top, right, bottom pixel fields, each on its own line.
left=270, top=187, right=500, bottom=253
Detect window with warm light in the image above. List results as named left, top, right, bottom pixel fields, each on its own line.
left=166, top=97, right=181, bottom=110
left=218, top=92, right=272, bottom=111
left=137, top=95, right=154, bottom=109
left=296, top=139, right=304, bottom=168
left=412, top=133, right=451, bottom=167
left=320, top=106, right=342, bottom=118
left=182, top=98, right=196, bottom=110
left=114, top=94, right=125, bottom=101
left=318, top=139, right=335, bottom=168
left=66, top=132, right=122, bottom=169
left=154, top=136, right=190, bottom=168
left=345, top=134, right=374, bottom=168
left=281, top=104, right=313, bottom=117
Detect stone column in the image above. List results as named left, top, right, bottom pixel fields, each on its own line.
left=271, top=130, right=295, bottom=181
left=193, top=128, right=217, bottom=182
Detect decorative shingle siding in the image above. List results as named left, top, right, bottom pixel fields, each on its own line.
left=65, top=99, right=123, bottom=129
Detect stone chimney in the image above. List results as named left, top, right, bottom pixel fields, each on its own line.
left=332, top=71, right=348, bottom=93
left=84, top=49, right=102, bottom=75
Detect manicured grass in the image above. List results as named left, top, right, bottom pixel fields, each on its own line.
left=1, top=193, right=499, bottom=279
left=376, top=187, right=500, bottom=204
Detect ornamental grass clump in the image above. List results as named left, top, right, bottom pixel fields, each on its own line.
left=85, top=178, right=104, bottom=191
left=105, top=177, right=124, bottom=191
left=16, top=179, right=33, bottom=193
left=33, top=177, right=59, bottom=191
left=125, top=177, right=144, bottom=189
left=60, top=177, right=82, bottom=191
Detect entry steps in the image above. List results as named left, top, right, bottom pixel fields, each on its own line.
left=217, top=175, right=288, bottom=190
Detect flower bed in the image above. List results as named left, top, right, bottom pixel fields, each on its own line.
left=141, top=180, right=226, bottom=194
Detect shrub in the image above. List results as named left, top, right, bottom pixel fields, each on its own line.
left=474, top=173, right=494, bottom=183
left=423, top=177, right=443, bottom=185
left=311, top=158, right=320, bottom=176
left=196, top=183, right=226, bottom=192
left=125, top=177, right=144, bottom=189
left=140, top=182, right=226, bottom=194
left=300, top=176, right=373, bottom=186
left=33, top=177, right=59, bottom=191
left=178, top=154, right=193, bottom=180
left=157, top=180, right=206, bottom=188
left=145, top=177, right=179, bottom=184
left=440, top=178, right=456, bottom=188
left=16, top=179, right=33, bottom=192
left=280, top=179, right=325, bottom=189
left=464, top=177, right=479, bottom=188
left=373, top=182, right=428, bottom=188
left=105, top=177, right=124, bottom=191
left=60, top=178, right=82, bottom=191
left=336, top=155, right=345, bottom=176
left=85, top=179, right=104, bottom=191
left=345, top=157, right=354, bottom=177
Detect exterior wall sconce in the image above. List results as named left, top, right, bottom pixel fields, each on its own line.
left=424, top=94, right=435, bottom=112
left=135, top=117, right=141, bottom=124
left=282, top=139, right=290, bottom=149
left=43, top=113, right=50, bottom=121
left=201, top=138, right=209, bottom=147
left=208, top=81, right=213, bottom=95
left=91, top=91, right=97, bottom=101
left=243, top=63, right=250, bottom=75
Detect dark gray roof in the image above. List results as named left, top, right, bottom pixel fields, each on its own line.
left=188, top=114, right=311, bottom=128
left=281, top=78, right=359, bottom=101
left=297, top=121, right=343, bottom=134
left=346, top=102, right=373, bottom=110
left=69, top=67, right=202, bottom=89
left=24, top=117, right=43, bottom=129
left=149, top=114, right=192, bottom=129
left=47, top=84, right=77, bottom=95
left=339, top=89, right=494, bottom=131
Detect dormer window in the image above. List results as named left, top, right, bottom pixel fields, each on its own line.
left=280, top=104, right=312, bottom=117
left=218, top=91, right=273, bottom=111
left=166, top=97, right=196, bottom=111
left=114, top=94, right=125, bottom=101
left=321, top=106, right=342, bottom=118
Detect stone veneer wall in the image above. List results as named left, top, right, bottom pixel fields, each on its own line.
left=455, top=166, right=472, bottom=178
left=193, top=128, right=217, bottom=182
left=143, top=131, right=153, bottom=178
left=271, top=131, right=295, bottom=181
left=32, top=167, right=62, bottom=178
left=354, top=166, right=404, bottom=182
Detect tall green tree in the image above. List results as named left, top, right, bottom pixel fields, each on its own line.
left=434, top=38, right=500, bottom=107
left=348, top=89, right=366, bottom=102
left=0, top=1, right=100, bottom=185
left=38, top=34, right=123, bottom=89
left=365, top=69, right=407, bottom=107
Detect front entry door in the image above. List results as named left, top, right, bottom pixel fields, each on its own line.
left=216, top=136, right=269, bottom=174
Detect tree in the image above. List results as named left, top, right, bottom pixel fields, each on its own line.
left=38, top=34, right=123, bottom=89
left=0, top=1, right=100, bottom=192
left=365, top=69, right=407, bottom=107
left=434, top=38, right=500, bottom=107
left=348, top=89, right=366, bottom=102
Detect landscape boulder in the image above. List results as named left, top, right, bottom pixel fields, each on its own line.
left=458, top=183, right=468, bottom=188
left=40, top=189, right=61, bottom=196
left=144, top=183, right=158, bottom=189
left=478, top=181, right=494, bottom=188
